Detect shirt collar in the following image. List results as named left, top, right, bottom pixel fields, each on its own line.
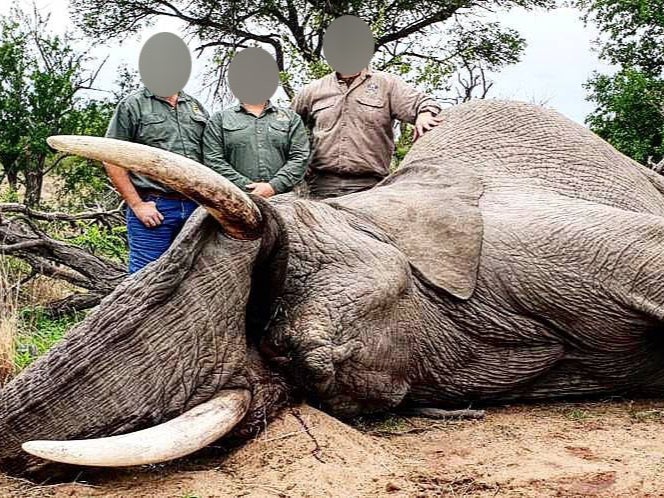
left=332, top=67, right=372, bottom=90
left=143, top=87, right=191, bottom=102
left=234, top=100, right=276, bottom=114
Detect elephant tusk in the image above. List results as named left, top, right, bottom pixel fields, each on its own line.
left=46, top=135, right=263, bottom=240
left=21, top=389, right=251, bottom=467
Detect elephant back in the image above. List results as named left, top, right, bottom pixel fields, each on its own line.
left=402, top=100, right=664, bottom=216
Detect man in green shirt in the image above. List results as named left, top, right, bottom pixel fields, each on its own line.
left=202, top=100, right=309, bottom=198
left=105, top=87, right=209, bottom=273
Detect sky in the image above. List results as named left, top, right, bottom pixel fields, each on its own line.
left=1, top=0, right=614, bottom=124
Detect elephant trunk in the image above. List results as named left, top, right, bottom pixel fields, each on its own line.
left=0, top=212, right=260, bottom=477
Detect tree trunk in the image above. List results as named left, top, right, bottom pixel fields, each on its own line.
left=5, top=169, right=18, bottom=193
left=23, top=169, right=43, bottom=207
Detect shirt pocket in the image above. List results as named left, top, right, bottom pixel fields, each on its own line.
left=311, top=97, right=339, bottom=132
left=268, top=121, right=290, bottom=148
left=355, top=95, right=386, bottom=128
left=190, top=113, right=207, bottom=130
left=221, top=120, right=250, bottom=152
left=138, top=113, right=169, bottom=145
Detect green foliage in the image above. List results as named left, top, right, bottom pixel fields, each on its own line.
left=576, top=0, right=664, bottom=75
left=67, top=223, right=128, bottom=263
left=0, top=186, right=19, bottom=203
left=578, top=0, right=664, bottom=165
left=0, top=7, right=110, bottom=206
left=584, top=68, right=664, bottom=164
left=393, top=123, right=414, bottom=169
left=14, top=309, right=84, bottom=371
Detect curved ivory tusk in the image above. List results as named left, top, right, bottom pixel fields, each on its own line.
left=47, top=135, right=262, bottom=240
left=21, top=389, right=251, bottom=467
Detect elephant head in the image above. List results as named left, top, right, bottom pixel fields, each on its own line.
left=0, top=126, right=484, bottom=477
left=4, top=100, right=664, bottom=479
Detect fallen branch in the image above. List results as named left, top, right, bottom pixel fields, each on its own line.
left=0, top=211, right=126, bottom=316
left=0, top=202, right=124, bottom=225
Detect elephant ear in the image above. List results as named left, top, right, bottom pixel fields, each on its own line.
left=329, top=160, right=484, bottom=299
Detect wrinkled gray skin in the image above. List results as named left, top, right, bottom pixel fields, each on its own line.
left=3, top=100, right=664, bottom=477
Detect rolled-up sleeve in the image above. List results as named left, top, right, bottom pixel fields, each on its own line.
left=269, top=114, right=310, bottom=194
left=202, top=114, right=253, bottom=190
left=388, top=75, right=442, bottom=124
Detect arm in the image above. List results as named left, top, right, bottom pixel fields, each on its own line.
left=388, top=75, right=442, bottom=125
left=268, top=115, right=310, bottom=194
left=291, top=89, right=310, bottom=128
left=202, top=114, right=253, bottom=190
left=104, top=101, right=163, bottom=227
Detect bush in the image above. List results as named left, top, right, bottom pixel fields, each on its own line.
left=14, top=308, right=85, bottom=371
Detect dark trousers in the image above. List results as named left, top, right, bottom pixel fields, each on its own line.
left=126, top=194, right=198, bottom=273
left=305, top=171, right=383, bottom=200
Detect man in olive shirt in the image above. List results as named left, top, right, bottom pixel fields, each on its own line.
left=105, top=87, right=209, bottom=273
left=202, top=101, right=309, bottom=198
left=292, top=67, right=443, bottom=198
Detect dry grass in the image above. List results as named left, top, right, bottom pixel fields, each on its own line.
left=0, top=257, right=19, bottom=385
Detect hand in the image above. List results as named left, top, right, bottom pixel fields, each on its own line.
left=414, top=112, right=444, bottom=141
left=246, top=182, right=276, bottom=198
left=130, top=201, right=164, bottom=228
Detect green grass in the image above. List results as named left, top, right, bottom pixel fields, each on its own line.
left=350, top=413, right=410, bottom=433
left=563, top=407, right=593, bottom=421
left=629, top=408, right=664, bottom=423
left=14, top=308, right=85, bottom=371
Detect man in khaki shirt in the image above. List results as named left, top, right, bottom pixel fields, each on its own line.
left=292, top=67, right=442, bottom=198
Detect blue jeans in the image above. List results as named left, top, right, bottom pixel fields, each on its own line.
left=126, top=195, right=198, bottom=273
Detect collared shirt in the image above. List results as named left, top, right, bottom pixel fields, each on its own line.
left=105, top=87, right=209, bottom=192
left=202, top=101, right=309, bottom=194
left=292, top=68, right=441, bottom=178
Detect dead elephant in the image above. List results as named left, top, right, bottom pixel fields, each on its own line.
left=3, top=99, right=664, bottom=477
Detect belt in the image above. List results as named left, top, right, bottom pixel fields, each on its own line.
left=138, top=188, right=189, bottom=201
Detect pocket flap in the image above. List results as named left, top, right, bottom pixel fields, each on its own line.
left=312, top=97, right=338, bottom=113
left=269, top=121, right=290, bottom=133
left=222, top=120, right=249, bottom=131
left=356, top=95, right=384, bottom=108
left=141, top=113, right=167, bottom=125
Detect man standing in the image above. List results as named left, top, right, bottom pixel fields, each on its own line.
left=292, top=15, right=443, bottom=199
left=203, top=100, right=309, bottom=198
left=203, top=48, right=309, bottom=198
left=104, top=33, right=209, bottom=273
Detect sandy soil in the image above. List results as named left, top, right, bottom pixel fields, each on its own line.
left=3, top=399, right=664, bottom=497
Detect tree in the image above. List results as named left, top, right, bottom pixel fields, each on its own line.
left=0, top=7, right=106, bottom=206
left=577, top=0, right=664, bottom=166
left=576, top=0, right=664, bottom=75
left=69, top=0, right=551, bottom=101
left=584, top=69, right=664, bottom=165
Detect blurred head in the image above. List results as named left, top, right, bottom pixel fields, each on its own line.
left=323, top=15, right=374, bottom=75
left=139, top=32, right=191, bottom=97
left=228, top=48, right=279, bottom=105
